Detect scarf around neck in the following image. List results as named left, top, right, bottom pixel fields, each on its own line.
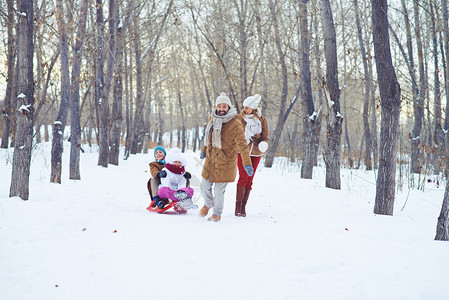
left=243, top=114, right=262, bottom=144
left=165, top=163, right=185, bottom=175
left=204, top=106, right=237, bottom=149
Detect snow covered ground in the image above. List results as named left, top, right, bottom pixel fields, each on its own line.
left=1, top=142, right=448, bottom=300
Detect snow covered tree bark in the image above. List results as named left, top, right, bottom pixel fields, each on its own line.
left=1, top=0, right=15, bottom=149
left=9, top=0, right=34, bottom=200
left=436, top=174, right=449, bottom=240
left=69, top=0, right=89, bottom=180
left=372, top=0, right=401, bottom=215
left=320, top=0, right=342, bottom=189
left=298, top=0, right=317, bottom=179
left=51, top=0, right=71, bottom=184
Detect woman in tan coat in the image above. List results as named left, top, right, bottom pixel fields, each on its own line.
left=235, top=94, right=269, bottom=217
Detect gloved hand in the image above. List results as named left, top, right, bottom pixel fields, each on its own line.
left=200, top=152, right=206, bottom=159
left=156, top=170, right=167, bottom=178
left=184, top=172, right=191, bottom=180
left=251, top=134, right=261, bottom=141
left=244, top=165, right=254, bottom=177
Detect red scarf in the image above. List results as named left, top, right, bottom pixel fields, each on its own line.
left=165, top=163, right=185, bottom=175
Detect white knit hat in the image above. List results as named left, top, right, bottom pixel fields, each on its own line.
left=215, top=92, right=232, bottom=108
left=165, top=148, right=186, bottom=167
left=243, top=94, right=261, bottom=109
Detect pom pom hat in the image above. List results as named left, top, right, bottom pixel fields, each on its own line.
left=215, top=92, right=232, bottom=108
left=165, top=148, right=186, bottom=167
left=243, top=94, right=261, bottom=110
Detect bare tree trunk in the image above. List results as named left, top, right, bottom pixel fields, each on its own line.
left=311, top=0, right=323, bottom=167
left=95, top=0, right=107, bottom=165
left=435, top=171, right=449, bottom=240
left=320, top=0, right=342, bottom=190
left=130, top=16, right=143, bottom=155
left=51, top=0, right=71, bottom=184
left=9, top=0, right=34, bottom=200
left=372, top=0, right=401, bottom=215
left=338, top=0, right=351, bottom=167
left=156, top=84, right=164, bottom=145
left=354, top=0, right=372, bottom=170
left=411, top=0, right=425, bottom=174
left=430, top=0, right=443, bottom=175
left=368, top=51, right=378, bottom=168
left=110, top=19, right=124, bottom=165
left=233, top=0, right=249, bottom=101
left=298, top=0, right=316, bottom=179
left=69, top=0, right=88, bottom=179
left=124, top=43, right=131, bottom=159
left=177, top=92, right=186, bottom=152
left=442, top=0, right=449, bottom=176
left=1, top=0, right=15, bottom=149
left=254, top=0, right=268, bottom=116
left=98, top=0, right=116, bottom=167
left=264, top=0, right=294, bottom=167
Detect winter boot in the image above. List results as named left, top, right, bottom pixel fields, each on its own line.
left=240, top=188, right=251, bottom=217
left=207, top=214, right=221, bottom=222
left=199, top=205, right=210, bottom=217
left=156, top=199, right=167, bottom=209
left=151, top=196, right=161, bottom=208
left=235, top=185, right=245, bottom=217
left=179, top=197, right=198, bottom=210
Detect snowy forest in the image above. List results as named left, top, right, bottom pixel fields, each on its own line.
left=1, top=0, right=449, bottom=237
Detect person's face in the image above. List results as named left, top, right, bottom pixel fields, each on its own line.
left=216, top=103, right=229, bottom=116
left=172, top=160, right=182, bottom=167
left=243, top=106, right=254, bottom=115
left=155, top=150, right=165, bottom=160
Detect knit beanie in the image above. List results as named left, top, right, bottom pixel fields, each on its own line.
left=243, top=94, right=261, bottom=109
left=215, top=92, right=233, bottom=108
left=165, top=148, right=186, bottom=167
left=154, top=145, right=166, bottom=159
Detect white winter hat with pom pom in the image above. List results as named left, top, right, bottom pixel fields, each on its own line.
left=243, top=94, right=261, bottom=109
left=215, top=92, right=232, bottom=108
left=165, top=148, right=187, bottom=167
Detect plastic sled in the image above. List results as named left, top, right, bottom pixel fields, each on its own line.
left=146, top=200, right=187, bottom=214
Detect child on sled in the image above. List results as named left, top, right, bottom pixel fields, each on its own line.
left=156, top=148, right=197, bottom=210
left=147, top=145, right=167, bottom=206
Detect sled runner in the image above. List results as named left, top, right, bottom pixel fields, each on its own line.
left=146, top=200, right=188, bottom=214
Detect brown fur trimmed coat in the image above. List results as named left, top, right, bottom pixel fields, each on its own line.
left=201, top=115, right=252, bottom=183
left=239, top=111, right=269, bottom=156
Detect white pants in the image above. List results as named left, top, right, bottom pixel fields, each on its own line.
left=200, top=178, right=228, bottom=216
